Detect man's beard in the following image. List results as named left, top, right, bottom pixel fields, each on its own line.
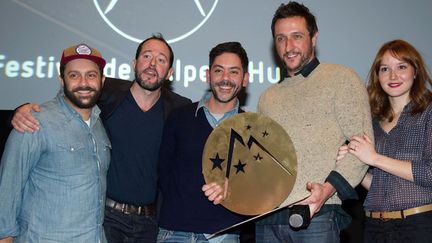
left=64, top=86, right=101, bottom=109
left=211, top=79, right=240, bottom=103
left=135, top=68, right=165, bottom=91
left=284, top=45, right=314, bottom=75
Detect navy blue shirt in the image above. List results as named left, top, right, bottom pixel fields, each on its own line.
left=105, top=90, right=164, bottom=205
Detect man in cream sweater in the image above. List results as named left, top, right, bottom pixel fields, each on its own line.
left=255, top=2, right=373, bottom=242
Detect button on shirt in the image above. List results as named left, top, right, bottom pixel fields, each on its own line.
left=0, top=91, right=111, bottom=242
left=364, top=102, right=432, bottom=211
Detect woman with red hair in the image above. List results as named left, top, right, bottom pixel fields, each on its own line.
left=339, top=39, right=432, bottom=242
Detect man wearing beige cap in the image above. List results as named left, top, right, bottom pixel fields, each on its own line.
left=0, top=43, right=110, bottom=243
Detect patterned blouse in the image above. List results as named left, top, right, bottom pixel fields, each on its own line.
left=364, top=102, right=432, bottom=211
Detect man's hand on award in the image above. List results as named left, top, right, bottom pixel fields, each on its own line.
left=202, top=179, right=228, bottom=205
left=296, top=181, right=336, bottom=217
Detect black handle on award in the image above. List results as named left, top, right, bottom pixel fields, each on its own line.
left=288, top=205, right=311, bottom=229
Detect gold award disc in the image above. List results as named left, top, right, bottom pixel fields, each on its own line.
left=202, top=112, right=297, bottom=215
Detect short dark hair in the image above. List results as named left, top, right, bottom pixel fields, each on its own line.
left=135, top=33, right=174, bottom=68
left=271, top=1, right=318, bottom=39
left=209, top=42, right=249, bottom=72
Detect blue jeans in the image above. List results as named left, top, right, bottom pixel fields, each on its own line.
left=157, top=228, right=239, bottom=243
left=255, top=210, right=340, bottom=243
left=103, top=207, right=158, bottom=242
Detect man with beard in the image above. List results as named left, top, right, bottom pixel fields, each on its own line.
left=10, top=35, right=191, bottom=242
left=156, top=42, right=248, bottom=242
left=255, top=2, right=373, bottom=242
left=0, top=44, right=110, bottom=242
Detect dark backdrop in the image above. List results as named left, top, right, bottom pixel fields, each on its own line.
left=0, top=110, right=13, bottom=159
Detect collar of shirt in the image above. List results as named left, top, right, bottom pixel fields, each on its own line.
left=195, top=91, right=240, bottom=128
left=402, top=101, right=414, bottom=113
left=287, top=57, right=320, bottom=78
left=396, top=101, right=415, bottom=125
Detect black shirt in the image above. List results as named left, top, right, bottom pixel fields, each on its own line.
left=105, top=90, right=164, bottom=205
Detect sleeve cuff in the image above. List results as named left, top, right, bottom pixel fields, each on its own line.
left=0, top=225, right=19, bottom=239
left=325, top=170, right=358, bottom=200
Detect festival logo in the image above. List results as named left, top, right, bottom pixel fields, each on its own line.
left=94, top=0, right=219, bottom=43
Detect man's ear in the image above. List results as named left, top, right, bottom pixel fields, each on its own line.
left=242, top=72, right=250, bottom=87
left=311, top=31, right=319, bottom=49
left=205, top=68, right=210, bottom=83
left=165, top=67, right=174, bottom=80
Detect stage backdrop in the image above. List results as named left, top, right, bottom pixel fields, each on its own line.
left=1, top=0, right=431, bottom=111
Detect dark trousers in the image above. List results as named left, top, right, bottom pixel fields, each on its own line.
left=364, top=211, right=432, bottom=243
left=104, top=207, right=158, bottom=243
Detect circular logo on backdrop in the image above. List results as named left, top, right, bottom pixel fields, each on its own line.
left=93, top=0, right=219, bottom=44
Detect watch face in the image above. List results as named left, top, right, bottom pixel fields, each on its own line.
left=203, top=112, right=297, bottom=216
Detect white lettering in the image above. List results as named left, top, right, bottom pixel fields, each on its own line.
left=105, top=58, right=116, bottom=77
left=0, top=55, right=4, bottom=70
left=183, top=65, right=196, bottom=88
left=56, top=62, right=60, bottom=76
left=6, top=61, right=19, bottom=77
left=248, top=61, right=264, bottom=83
left=0, top=54, right=280, bottom=87
left=267, top=66, right=281, bottom=83
left=21, top=61, right=34, bottom=78
left=199, top=65, right=208, bottom=82
left=174, top=59, right=181, bottom=82
left=118, top=63, right=131, bottom=80
left=47, top=56, right=55, bottom=78
left=35, top=56, right=46, bottom=78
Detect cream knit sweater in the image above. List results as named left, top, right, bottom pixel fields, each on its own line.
left=258, top=63, right=373, bottom=206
